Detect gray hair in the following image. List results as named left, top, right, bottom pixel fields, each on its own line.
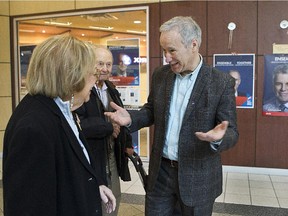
left=273, top=64, right=288, bottom=83
left=160, top=16, right=202, bottom=48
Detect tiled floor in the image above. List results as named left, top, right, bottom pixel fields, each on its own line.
left=0, top=163, right=287, bottom=216
left=118, top=162, right=288, bottom=216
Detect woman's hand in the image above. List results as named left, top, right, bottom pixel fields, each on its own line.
left=99, top=185, right=116, bottom=213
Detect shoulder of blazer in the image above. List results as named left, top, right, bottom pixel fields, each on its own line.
left=211, top=65, right=231, bottom=79
left=34, top=94, right=63, bottom=118
left=151, top=64, right=174, bottom=83
left=153, top=64, right=171, bottom=75
left=12, top=95, right=66, bottom=138
left=200, top=64, right=232, bottom=83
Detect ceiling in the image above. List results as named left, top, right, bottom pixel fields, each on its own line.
left=18, top=9, right=147, bottom=43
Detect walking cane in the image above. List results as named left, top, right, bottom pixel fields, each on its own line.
left=127, top=152, right=148, bottom=191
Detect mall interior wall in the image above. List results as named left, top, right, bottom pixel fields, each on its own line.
left=0, top=1, right=287, bottom=179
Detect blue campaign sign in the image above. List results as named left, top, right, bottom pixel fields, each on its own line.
left=108, top=39, right=140, bottom=86
left=213, top=54, right=255, bottom=109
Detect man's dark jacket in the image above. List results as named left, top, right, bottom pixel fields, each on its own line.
left=75, top=80, right=132, bottom=184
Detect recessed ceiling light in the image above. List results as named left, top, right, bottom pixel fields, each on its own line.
left=44, top=21, right=72, bottom=26
left=89, top=26, right=113, bottom=30
left=42, top=30, right=46, bottom=33
left=126, top=30, right=146, bottom=35
left=19, top=29, right=35, bottom=33
left=134, top=20, right=141, bottom=24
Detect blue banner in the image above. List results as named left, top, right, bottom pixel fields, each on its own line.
left=213, top=54, right=255, bottom=109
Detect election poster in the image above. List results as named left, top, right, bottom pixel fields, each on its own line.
left=107, top=38, right=140, bottom=86
left=213, top=54, right=255, bottom=108
left=263, top=54, right=288, bottom=116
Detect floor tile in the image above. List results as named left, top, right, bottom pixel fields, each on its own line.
left=278, top=198, right=288, bottom=208
left=226, top=179, right=249, bottom=188
left=224, top=193, right=251, bottom=205
left=121, top=182, right=133, bottom=193
left=215, top=193, right=224, bottom=202
left=272, top=182, right=288, bottom=190
left=249, top=180, right=273, bottom=189
left=228, top=172, right=248, bottom=180
left=250, top=188, right=276, bottom=197
left=2, top=167, right=288, bottom=215
left=132, top=179, right=145, bottom=187
left=225, top=186, right=250, bottom=195
left=131, top=204, right=145, bottom=212
left=118, top=203, right=144, bottom=216
left=251, top=196, right=279, bottom=207
left=274, top=189, right=288, bottom=198
left=249, top=174, right=271, bottom=182
left=270, top=175, right=288, bottom=183
left=125, top=184, right=145, bottom=195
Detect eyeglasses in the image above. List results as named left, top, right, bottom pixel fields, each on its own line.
left=96, top=61, right=112, bottom=69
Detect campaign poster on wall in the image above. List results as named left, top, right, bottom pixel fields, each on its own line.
left=107, top=39, right=144, bottom=155
left=213, top=54, right=255, bottom=108
left=107, top=39, right=140, bottom=86
left=263, top=54, right=288, bottom=116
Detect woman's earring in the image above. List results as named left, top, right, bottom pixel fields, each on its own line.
left=70, top=94, right=74, bottom=110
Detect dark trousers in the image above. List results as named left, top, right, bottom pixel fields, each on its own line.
left=145, top=158, right=214, bottom=216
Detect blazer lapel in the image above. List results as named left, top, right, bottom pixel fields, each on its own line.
left=182, top=64, right=210, bottom=122
left=60, top=115, right=99, bottom=177
left=164, top=70, right=176, bottom=127
left=35, top=95, right=98, bottom=177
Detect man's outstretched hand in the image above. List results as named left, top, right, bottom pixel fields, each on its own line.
left=195, top=121, right=229, bottom=142
left=104, top=102, right=132, bottom=126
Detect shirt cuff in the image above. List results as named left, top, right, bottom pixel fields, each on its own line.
left=210, top=139, right=223, bottom=151
left=125, top=121, right=132, bottom=128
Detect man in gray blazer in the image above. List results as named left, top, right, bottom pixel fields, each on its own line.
left=105, top=16, right=238, bottom=216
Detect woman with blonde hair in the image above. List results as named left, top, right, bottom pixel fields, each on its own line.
left=3, top=35, right=116, bottom=216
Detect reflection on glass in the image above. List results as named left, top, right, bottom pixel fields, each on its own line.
left=15, top=7, right=149, bottom=157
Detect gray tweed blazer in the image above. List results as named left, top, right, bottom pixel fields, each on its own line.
left=129, top=62, right=239, bottom=206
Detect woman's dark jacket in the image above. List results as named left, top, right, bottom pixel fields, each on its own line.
left=3, top=94, right=105, bottom=216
